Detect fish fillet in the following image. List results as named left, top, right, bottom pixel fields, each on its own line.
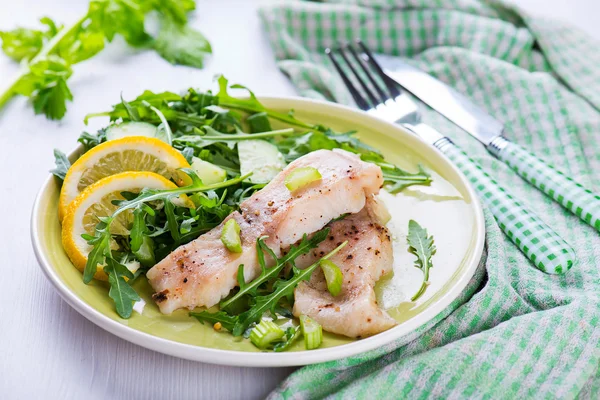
left=293, top=200, right=396, bottom=338
left=147, top=149, right=383, bottom=313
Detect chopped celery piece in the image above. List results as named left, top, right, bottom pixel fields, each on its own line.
left=284, top=167, right=321, bottom=192
left=221, top=219, right=242, bottom=253
left=238, top=140, right=286, bottom=184
left=247, top=112, right=272, bottom=133
left=133, top=236, right=156, bottom=267
left=191, top=157, right=227, bottom=185
left=320, top=259, right=343, bottom=296
left=105, top=121, right=158, bottom=141
left=300, top=315, right=323, bottom=350
left=250, top=320, right=285, bottom=349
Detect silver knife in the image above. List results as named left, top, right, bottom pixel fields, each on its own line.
left=384, top=61, right=600, bottom=231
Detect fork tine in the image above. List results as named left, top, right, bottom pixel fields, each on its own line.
left=326, top=48, right=370, bottom=111
left=346, top=44, right=389, bottom=104
left=338, top=44, right=380, bottom=107
left=356, top=39, right=402, bottom=98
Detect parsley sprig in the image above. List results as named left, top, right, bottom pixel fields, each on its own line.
left=0, top=0, right=211, bottom=120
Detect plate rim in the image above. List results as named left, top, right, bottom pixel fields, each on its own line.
left=31, top=95, right=485, bottom=367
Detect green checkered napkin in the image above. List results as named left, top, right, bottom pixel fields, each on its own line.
left=258, top=0, right=600, bottom=398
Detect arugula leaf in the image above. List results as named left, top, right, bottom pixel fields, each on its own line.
left=407, top=220, right=436, bottom=301
left=143, top=100, right=173, bottom=144
left=215, top=75, right=323, bottom=131
left=84, top=91, right=205, bottom=127
left=231, top=241, right=347, bottom=336
left=154, top=16, right=211, bottom=68
left=77, top=129, right=107, bottom=151
left=50, top=149, right=71, bottom=181
left=219, top=228, right=330, bottom=311
left=130, top=208, right=147, bottom=253
left=380, top=164, right=431, bottom=194
left=104, top=257, right=141, bottom=318
left=189, top=310, right=237, bottom=332
left=181, top=147, right=194, bottom=163
left=174, top=127, right=297, bottom=149
left=83, top=217, right=114, bottom=283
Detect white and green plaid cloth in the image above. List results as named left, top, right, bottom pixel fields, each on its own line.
left=258, top=1, right=600, bottom=398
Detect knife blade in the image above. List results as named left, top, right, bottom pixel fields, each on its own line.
left=384, top=60, right=600, bottom=232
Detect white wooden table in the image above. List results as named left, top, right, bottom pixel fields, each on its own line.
left=1, top=1, right=597, bottom=398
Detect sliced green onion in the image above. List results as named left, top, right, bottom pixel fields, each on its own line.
left=300, top=315, right=323, bottom=350
left=247, top=112, right=272, bottom=133
left=221, top=219, right=242, bottom=253
left=284, top=167, right=322, bottom=192
left=320, top=259, right=343, bottom=297
left=133, top=236, right=156, bottom=267
left=250, top=319, right=285, bottom=349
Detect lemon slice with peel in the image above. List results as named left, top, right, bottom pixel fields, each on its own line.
left=62, top=171, right=181, bottom=281
left=59, top=136, right=190, bottom=221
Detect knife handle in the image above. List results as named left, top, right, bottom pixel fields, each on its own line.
left=491, top=137, right=600, bottom=231
left=434, top=137, right=575, bottom=274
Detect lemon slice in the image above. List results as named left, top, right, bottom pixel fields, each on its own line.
left=59, top=136, right=190, bottom=221
left=62, top=171, right=179, bottom=281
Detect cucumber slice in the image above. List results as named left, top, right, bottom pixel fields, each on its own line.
left=238, top=139, right=286, bottom=184
left=105, top=121, right=159, bottom=141
left=191, top=157, right=227, bottom=185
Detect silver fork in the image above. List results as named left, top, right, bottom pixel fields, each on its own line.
left=326, top=40, right=575, bottom=275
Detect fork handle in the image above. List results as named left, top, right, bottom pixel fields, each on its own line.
left=432, top=136, right=576, bottom=274
left=490, top=137, right=600, bottom=231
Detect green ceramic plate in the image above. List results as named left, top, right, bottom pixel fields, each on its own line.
left=31, top=97, right=485, bottom=367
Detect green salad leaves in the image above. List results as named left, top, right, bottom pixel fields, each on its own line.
left=0, top=0, right=211, bottom=120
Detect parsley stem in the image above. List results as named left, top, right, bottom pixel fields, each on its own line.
left=32, top=15, right=88, bottom=63
left=0, top=14, right=88, bottom=109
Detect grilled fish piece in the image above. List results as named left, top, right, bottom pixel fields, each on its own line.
left=147, top=149, right=383, bottom=314
left=293, top=201, right=396, bottom=338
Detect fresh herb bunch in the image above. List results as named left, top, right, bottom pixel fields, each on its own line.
left=407, top=220, right=436, bottom=301
left=0, top=0, right=211, bottom=120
